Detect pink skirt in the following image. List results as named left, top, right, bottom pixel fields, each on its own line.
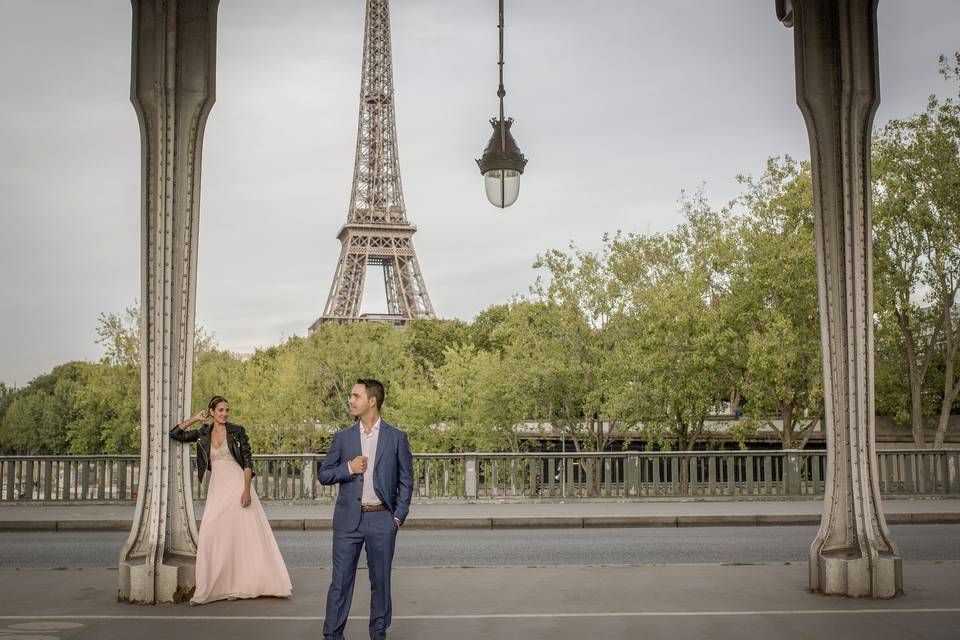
left=191, top=458, right=293, bottom=604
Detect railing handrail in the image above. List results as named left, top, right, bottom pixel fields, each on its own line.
left=3, top=448, right=957, bottom=502
left=0, top=448, right=956, bottom=461
left=0, top=455, right=141, bottom=460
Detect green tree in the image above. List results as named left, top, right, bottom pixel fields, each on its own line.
left=0, top=383, right=16, bottom=427
left=97, top=303, right=218, bottom=368
left=731, top=157, right=823, bottom=448
left=873, top=53, right=960, bottom=446
left=192, top=349, right=244, bottom=415
left=469, top=303, right=512, bottom=353
left=0, top=363, right=89, bottom=454
left=494, top=300, right=620, bottom=493
left=404, top=318, right=470, bottom=375
left=608, top=195, right=739, bottom=453
left=66, top=362, right=140, bottom=453
left=531, top=244, right=635, bottom=449
left=227, top=323, right=424, bottom=454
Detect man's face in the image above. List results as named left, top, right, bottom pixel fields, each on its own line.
left=348, top=384, right=373, bottom=417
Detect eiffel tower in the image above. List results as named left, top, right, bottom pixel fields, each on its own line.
left=310, top=0, right=435, bottom=332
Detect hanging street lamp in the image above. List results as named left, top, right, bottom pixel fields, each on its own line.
left=476, top=0, right=528, bottom=208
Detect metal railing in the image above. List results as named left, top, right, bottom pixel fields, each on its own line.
left=1, top=449, right=957, bottom=503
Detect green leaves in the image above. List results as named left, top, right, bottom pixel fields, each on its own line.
left=873, top=54, right=960, bottom=445
left=730, top=158, right=822, bottom=447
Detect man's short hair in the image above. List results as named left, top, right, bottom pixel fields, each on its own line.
left=356, top=378, right=385, bottom=410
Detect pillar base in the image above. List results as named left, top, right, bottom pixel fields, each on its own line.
left=118, top=554, right=196, bottom=604
left=812, top=549, right=902, bottom=598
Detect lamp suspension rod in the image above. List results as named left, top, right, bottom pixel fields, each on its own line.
left=498, top=0, right=506, bottom=152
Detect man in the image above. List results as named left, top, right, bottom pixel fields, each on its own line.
left=319, top=378, right=414, bottom=640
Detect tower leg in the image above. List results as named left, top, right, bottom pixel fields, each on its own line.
left=383, top=258, right=405, bottom=316
left=397, top=254, right=434, bottom=318
left=118, top=0, right=219, bottom=604
left=784, top=0, right=902, bottom=598
left=323, top=241, right=369, bottom=321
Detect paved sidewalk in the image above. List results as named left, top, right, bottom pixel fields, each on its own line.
left=2, top=499, right=959, bottom=531
left=0, top=562, right=957, bottom=639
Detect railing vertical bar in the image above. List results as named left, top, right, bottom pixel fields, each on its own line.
left=425, top=459, right=432, bottom=498
left=812, top=455, right=821, bottom=495
left=24, top=460, right=35, bottom=500
left=687, top=457, right=696, bottom=496
left=726, top=456, right=735, bottom=495
left=904, top=455, right=914, bottom=494
left=763, top=456, right=772, bottom=495
left=652, top=456, right=660, bottom=497
left=670, top=457, right=678, bottom=496
left=940, top=453, right=949, bottom=494
left=4, top=460, right=13, bottom=500
left=43, top=460, right=53, bottom=500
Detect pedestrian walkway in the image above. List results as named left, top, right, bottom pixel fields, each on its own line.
left=0, top=562, right=957, bottom=639
left=1, top=499, right=959, bottom=531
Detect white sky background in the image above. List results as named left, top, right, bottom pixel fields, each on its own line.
left=1, top=1, right=958, bottom=386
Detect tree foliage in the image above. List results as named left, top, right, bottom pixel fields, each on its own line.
left=873, top=53, right=960, bottom=446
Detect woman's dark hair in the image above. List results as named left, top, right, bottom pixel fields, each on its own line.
left=208, top=395, right=229, bottom=411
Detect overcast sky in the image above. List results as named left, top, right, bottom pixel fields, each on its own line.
left=1, top=1, right=958, bottom=386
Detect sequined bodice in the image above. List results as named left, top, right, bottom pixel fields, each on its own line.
left=210, top=439, right=233, bottom=463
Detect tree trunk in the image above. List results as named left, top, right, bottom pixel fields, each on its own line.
left=781, top=405, right=795, bottom=449
left=897, top=312, right=928, bottom=447
left=935, top=345, right=959, bottom=448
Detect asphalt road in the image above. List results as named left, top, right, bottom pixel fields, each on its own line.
left=2, top=525, right=958, bottom=569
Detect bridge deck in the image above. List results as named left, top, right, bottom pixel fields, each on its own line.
left=0, top=563, right=957, bottom=639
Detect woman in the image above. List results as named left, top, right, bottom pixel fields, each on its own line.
left=170, top=395, right=292, bottom=605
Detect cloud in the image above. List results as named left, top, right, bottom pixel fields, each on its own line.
left=2, top=0, right=958, bottom=384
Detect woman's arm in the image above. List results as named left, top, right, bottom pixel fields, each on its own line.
left=236, top=426, right=256, bottom=477
left=237, top=426, right=254, bottom=508
left=168, top=410, right=208, bottom=442
left=241, top=467, right=253, bottom=508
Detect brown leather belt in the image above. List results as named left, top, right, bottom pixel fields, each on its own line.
left=361, top=503, right=386, bottom=512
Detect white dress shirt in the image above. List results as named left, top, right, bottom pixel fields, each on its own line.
left=356, top=418, right=382, bottom=506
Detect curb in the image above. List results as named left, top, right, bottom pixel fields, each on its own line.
left=2, top=512, right=959, bottom=532
left=676, top=515, right=758, bottom=527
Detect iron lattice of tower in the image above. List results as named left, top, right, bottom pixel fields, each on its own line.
left=310, top=0, right=435, bottom=332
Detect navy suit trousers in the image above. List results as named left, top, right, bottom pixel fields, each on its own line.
left=323, top=509, right=399, bottom=640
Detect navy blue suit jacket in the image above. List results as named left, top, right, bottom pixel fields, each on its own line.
left=318, top=420, right=414, bottom=532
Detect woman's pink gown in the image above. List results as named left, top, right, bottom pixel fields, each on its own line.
left=191, top=440, right=293, bottom=604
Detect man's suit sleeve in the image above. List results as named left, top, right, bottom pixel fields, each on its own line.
left=394, top=431, right=414, bottom=524
left=318, top=432, right=354, bottom=485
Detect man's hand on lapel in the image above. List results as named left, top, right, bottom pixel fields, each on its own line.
left=348, top=455, right=368, bottom=475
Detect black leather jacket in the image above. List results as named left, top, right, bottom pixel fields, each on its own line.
left=168, top=421, right=256, bottom=483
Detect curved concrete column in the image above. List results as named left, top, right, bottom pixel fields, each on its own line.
left=118, top=0, right=219, bottom=604
left=779, top=0, right=902, bottom=598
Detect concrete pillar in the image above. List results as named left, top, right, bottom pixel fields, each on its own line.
left=465, top=455, right=478, bottom=499
left=626, top=455, right=639, bottom=497
left=778, top=0, right=902, bottom=597
left=118, top=0, right=219, bottom=604
left=784, top=450, right=801, bottom=496
left=302, top=455, right=315, bottom=500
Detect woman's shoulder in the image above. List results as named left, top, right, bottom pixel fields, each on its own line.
left=226, top=422, right=246, bottom=432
